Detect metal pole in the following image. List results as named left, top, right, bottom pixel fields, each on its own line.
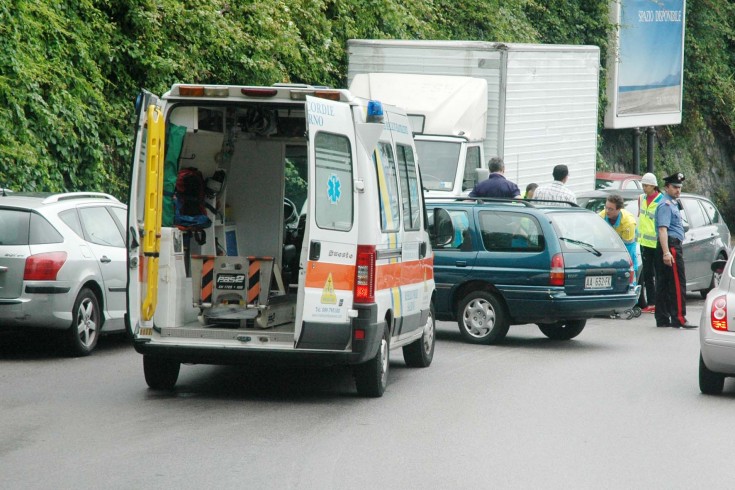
left=646, top=126, right=655, bottom=173
left=632, top=128, right=641, bottom=175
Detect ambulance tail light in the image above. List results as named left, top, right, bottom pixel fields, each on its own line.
left=711, top=295, right=728, bottom=331
left=550, top=253, right=564, bottom=286
left=24, top=252, right=67, bottom=281
left=241, top=88, right=278, bottom=98
left=177, top=86, right=229, bottom=97
left=314, top=90, right=341, bottom=101
left=354, top=245, right=376, bottom=304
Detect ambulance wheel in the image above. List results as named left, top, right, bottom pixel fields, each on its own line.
left=537, top=320, right=586, bottom=340
left=457, top=291, right=509, bottom=344
left=403, top=303, right=435, bottom=368
left=143, top=355, right=180, bottom=390
left=354, top=327, right=389, bottom=397
left=66, top=288, right=100, bottom=357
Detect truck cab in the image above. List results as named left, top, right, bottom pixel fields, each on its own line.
left=349, top=73, right=488, bottom=198
left=126, top=84, right=441, bottom=397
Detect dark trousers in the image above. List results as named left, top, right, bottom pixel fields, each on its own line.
left=637, top=245, right=657, bottom=308
left=654, top=237, right=687, bottom=327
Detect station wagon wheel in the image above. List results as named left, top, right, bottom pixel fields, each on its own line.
left=537, top=319, right=586, bottom=340
left=403, top=302, right=436, bottom=367
left=354, top=326, right=389, bottom=397
left=143, top=355, right=181, bottom=390
left=699, top=353, right=725, bottom=395
left=66, top=288, right=100, bottom=356
left=458, top=291, right=510, bottom=344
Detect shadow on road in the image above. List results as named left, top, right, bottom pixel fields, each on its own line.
left=0, top=330, right=131, bottom=360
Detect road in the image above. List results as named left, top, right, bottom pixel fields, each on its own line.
left=2, top=295, right=735, bottom=489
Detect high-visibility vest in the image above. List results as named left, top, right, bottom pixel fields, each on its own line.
left=638, top=192, right=663, bottom=248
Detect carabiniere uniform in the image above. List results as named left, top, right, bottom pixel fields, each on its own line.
left=654, top=172, right=689, bottom=328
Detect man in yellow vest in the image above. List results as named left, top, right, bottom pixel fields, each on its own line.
left=638, top=173, right=663, bottom=313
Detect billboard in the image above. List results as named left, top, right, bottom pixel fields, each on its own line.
left=604, top=0, right=686, bottom=129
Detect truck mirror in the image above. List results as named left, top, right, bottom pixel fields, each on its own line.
left=429, top=208, right=454, bottom=248
left=476, top=168, right=489, bottom=182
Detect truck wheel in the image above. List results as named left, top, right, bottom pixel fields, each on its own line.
left=699, top=353, right=725, bottom=395
left=143, top=355, right=180, bottom=390
left=67, top=288, right=100, bottom=356
left=403, top=303, right=435, bottom=368
left=354, top=327, right=389, bottom=397
left=457, top=291, right=509, bottom=344
left=537, top=319, right=586, bottom=340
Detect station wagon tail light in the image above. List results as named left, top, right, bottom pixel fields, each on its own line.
left=550, top=253, right=564, bottom=286
left=711, top=295, right=728, bottom=331
left=24, top=252, right=67, bottom=281
left=354, top=245, right=376, bottom=303
left=241, top=88, right=278, bottom=98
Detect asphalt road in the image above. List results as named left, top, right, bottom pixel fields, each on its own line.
left=2, top=295, right=735, bottom=489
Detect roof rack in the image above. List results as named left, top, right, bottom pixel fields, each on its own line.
left=41, top=192, right=120, bottom=204
left=424, top=196, right=579, bottom=208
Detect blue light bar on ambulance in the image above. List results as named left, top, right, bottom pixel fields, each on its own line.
left=367, top=100, right=384, bottom=123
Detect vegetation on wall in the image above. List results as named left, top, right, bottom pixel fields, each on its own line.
left=1, top=0, right=733, bottom=225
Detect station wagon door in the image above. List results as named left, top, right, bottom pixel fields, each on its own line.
left=295, top=96, right=358, bottom=347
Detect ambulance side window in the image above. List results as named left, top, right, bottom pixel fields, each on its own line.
left=397, top=144, right=420, bottom=231
left=374, top=142, right=401, bottom=232
left=315, top=132, right=353, bottom=231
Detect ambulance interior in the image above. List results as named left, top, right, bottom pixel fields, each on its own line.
left=156, top=102, right=308, bottom=331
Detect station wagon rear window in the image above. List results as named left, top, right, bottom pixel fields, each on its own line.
left=478, top=211, right=544, bottom=252
left=551, top=212, right=626, bottom=252
left=0, top=209, right=62, bottom=245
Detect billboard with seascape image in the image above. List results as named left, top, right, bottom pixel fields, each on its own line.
left=605, top=0, right=686, bottom=128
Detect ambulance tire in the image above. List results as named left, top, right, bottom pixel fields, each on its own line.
left=143, top=355, right=180, bottom=391
left=354, top=327, right=389, bottom=397
left=403, top=303, right=435, bottom=368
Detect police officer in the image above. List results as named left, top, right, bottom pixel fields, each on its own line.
left=654, top=172, right=696, bottom=328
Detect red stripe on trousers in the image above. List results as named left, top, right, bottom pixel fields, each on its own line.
left=670, top=246, right=686, bottom=325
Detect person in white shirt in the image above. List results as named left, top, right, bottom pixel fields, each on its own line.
left=532, top=164, right=576, bottom=206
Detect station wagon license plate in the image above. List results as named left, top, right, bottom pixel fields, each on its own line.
left=585, top=275, right=611, bottom=289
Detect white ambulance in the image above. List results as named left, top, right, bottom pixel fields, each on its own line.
left=126, top=84, right=451, bottom=397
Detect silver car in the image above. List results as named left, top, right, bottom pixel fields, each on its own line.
left=577, top=189, right=731, bottom=297
left=0, top=192, right=127, bottom=355
left=700, top=255, right=735, bottom=394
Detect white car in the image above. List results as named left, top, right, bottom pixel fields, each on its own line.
left=699, top=254, right=735, bottom=394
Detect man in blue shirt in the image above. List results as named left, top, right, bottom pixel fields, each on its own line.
left=654, top=172, right=695, bottom=329
left=469, top=157, right=521, bottom=199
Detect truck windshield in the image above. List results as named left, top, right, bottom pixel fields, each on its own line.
left=415, top=140, right=461, bottom=191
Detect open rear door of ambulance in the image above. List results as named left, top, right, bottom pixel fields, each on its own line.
left=126, top=90, right=162, bottom=337
left=295, top=96, right=359, bottom=349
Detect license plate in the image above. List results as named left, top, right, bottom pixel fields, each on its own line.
left=585, top=275, right=611, bottom=289
left=215, top=273, right=246, bottom=290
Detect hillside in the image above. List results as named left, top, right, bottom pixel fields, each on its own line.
left=0, top=1, right=733, bottom=224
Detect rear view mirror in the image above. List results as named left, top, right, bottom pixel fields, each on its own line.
left=429, top=208, right=454, bottom=248
left=711, top=259, right=727, bottom=274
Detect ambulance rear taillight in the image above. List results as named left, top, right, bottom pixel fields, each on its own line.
left=354, top=245, right=376, bottom=304
left=178, top=86, right=229, bottom=97
left=289, top=89, right=342, bottom=101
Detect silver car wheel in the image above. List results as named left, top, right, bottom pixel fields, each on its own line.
left=463, top=297, right=495, bottom=338
left=76, top=297, right=98, bottom=348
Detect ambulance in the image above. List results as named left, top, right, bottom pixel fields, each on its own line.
left=126, top=84, right=451, bottom=397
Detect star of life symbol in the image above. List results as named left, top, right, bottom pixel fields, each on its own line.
left=327, top=174, right=341, bottom=204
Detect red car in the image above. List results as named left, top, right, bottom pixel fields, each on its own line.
left=595, top=172, right=642, bottom=190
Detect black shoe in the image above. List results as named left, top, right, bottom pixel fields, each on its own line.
left=656, top=324, right=670, bottom=328
left=680, top=322, right=698, bottom=329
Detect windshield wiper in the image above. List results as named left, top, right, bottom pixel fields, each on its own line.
left=559, top=237, right=601, bottom=256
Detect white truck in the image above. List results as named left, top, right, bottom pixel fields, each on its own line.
left=347, top=39, right=601, bottom=195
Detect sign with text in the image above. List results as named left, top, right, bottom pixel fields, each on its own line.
left=604, top=0, right=686, bottom=128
